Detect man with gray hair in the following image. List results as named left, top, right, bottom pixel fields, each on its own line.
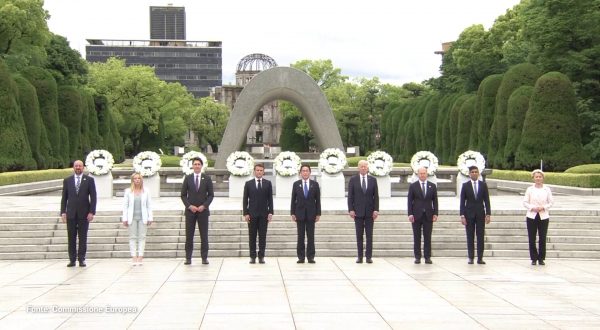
left=347, top=160, right=379, bottom=263
left=407, top=167, right=438, bottom=264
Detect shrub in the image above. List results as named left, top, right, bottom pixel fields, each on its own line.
left=455, top=95, right=477, bottom=157
left=57, top=85, right=83, bottom=160
left=0, top=169, right=72, bottom=186
left=476, top=74, right=503, bottom=156
left=503, top=86, right=534, bottom=169
left=564, top=164, right=600, bottom=174
left=488, top=169, right=600, bottom=188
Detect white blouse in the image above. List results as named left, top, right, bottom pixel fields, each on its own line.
left=523, top=185, right=554, bottom=220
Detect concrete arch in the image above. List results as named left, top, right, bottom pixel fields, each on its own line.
left=215, top=67, right=344, bottom=168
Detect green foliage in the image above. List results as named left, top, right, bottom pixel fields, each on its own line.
left=158, top=155, right=215, bottom=168
left=58, top=124, right=69, bottom=164
left=435, top=94, right=456, bottom=159
left=84, top=91, right=100, bottom=148
left=516, top=72, right=589, bottom=171
left=489, top=63, right=542, bottom=168
left=13, top=74, right=43, bottom=168
left=57, top=85, right=83, bottom=160
left=448, top=95, right=469, bottom=162
left=476, top=74, right=503, bottom=156
left=190, top=97, right=229, bottom=152
left=279, top=115, right=307, bottom=152
left=0, top=168, right=71, bottom=186
left=488, top=169, right=600, bottom=188
left=44, top=33, right=88, bottom=85
left=0, top=59, right=36, bottom=171
left=504, top=85, right=534, bottom=169
left=565, top=164, right=600, bottom=174
left=455, top=95, right=477, bottom=157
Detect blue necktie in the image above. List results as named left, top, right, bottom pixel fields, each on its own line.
left=303, top=181, right=308, bottom=198
left=76, top=176, right=80, bottom=194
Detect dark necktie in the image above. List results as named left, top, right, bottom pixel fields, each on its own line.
left=258, top=179, right=262, bottom=190
left=76, top=176, right=81, bottom=194
left=421, top=182, right=426, bottom=197
left=361, top=176, right=366, bottom=193
left=195, top=175, right=199, bottom=191
left=303, top=180, right=308, bottom=198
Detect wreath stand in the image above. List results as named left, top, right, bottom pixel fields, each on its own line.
left=144, top=174, right=160, bottom=198
left=275, top=175, right=296, bottom=198
left=319, top=172, right=345, bottom=198
left=375, top=175, right=391, bottom=198
left=90, top=172, right=113, bottom=198
left=229, top=174, right=251, bottom=198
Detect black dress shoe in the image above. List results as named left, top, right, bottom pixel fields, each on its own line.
left=414, top=259, right=421, bottom=264
left=79, top=261, right=86, bottom=267
left=67, top=261, right=76, bottom=267
left=425, top=259, right=433, bottom=264
left=297, top=259, right=305, bottom=264
left=531, top=260, right=537, bottom=265
left=477, top=259, right=486, bottom=265
left=538, top=260, right=545, bottom=265
left=184, top=259, right=192, bottom=265
left=468, top=258, right=474, bottom=264
left=366, top=258, right=373, bottom=264
left=307, top=259, right=315, bottom=264
left=356, top=258, right=363, bottom=264
left=259, top=257, right=265, bottom=264
left=249, top=258, right=256, bottom=264
left=202, top=259, right=209, bottom=265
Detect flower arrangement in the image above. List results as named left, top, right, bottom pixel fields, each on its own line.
left=410, top=151, right=439, bottom=176
left=133, top=151, right=162, bottom=177
left=226, top=151, right=254, bottom=176
left=273, top=151, right=301, bottom=177
left=318, top=148, right=347, bottom=175
left=179, top=151, right=208, bottom=175
left=85, top=149, right=114, bottom=176
left=457, top=150, right=486, bottom=176
left=367, top=151, right=393, bottom=176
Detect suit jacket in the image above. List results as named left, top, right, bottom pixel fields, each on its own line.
left=460, top=180, right=491, bottom=220
left=347, top=174, right=379, bottom=218
left=180, top=172, right=214, bottom=216
left=243, top=178, right=274, bottom=218
left=290, top=179, right=321, bottom=221
left=407, top=180, right=438, bottom=219
left=60, top=174, right=97, bottom=219
left=122, top=188, right=153, bottom=225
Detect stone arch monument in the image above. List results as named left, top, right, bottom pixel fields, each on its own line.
left=215, top=67, right=344, bottom=168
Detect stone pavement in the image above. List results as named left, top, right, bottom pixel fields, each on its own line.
left=1, top=257, right=600, bottom=329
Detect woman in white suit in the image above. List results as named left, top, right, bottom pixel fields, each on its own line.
left=122, top=173, right=153, bottom=265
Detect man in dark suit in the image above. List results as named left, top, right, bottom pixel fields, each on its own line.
left=181, top=157, right=214, bottom=265
left=460, top=166, right=491, bottom=264
left=60, top=160, right=97, bottom=267
left=243, top=163, right=274, bottom=264
left=290, top=164, right=321, bottom=264
left=348, top=160, right=379, bottom=264
left=407, top=167, right=438, bottom=264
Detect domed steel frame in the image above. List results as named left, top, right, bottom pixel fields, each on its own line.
left=236, top=53, right=277, bottom=72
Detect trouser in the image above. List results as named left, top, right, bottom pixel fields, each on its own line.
left=185, top=212, right=209, bottom=260
left=412, top=213, right=433, bottom=259
left=465, top=216, right=485, bottom=260
left=67, top=217, right=89, bottom=262
left=296, top=218, right=315, bottom=260
left=128, top=219, right=148, bottom=257
left=527, top=214, right=549, bottom=261
left=354, top=216, right=374, bottom=259
left=248, top=215, right=269, bottom=258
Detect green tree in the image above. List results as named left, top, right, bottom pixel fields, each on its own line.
left=515, top=72, right=589, bottom=171
left=455, top=95, right=477, bottom=157
left=13, top=74, right=44, bottom=168
left=476, top=74, right=503, bottom=156
left=422, top=94, right=441, bottom=151
left=44, top=33, right=88, bottom=85
left=504, top=85, right=534, bottom=169
left=190, top=97, right=229, bottom=152
left=57, top=85, right=83, bottom=160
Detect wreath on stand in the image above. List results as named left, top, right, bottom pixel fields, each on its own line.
left=85, top=149, right=114, bottom=175
left=367, top=151, right=393, bottom=176
left=410, top=151, right=439, bottom=176
left=318, top=148, right=347, bottom=175
left=226, top=151, right=254, bottom=176
left=179, top=151, right=208, bottom=175
left=273, top=151, right=301, bottom=177
left=457, top=150, right=486, bottom=176
left=133, top=151, right=162, bottom=177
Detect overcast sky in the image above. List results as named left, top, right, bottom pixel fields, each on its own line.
left=43, top=0, right=521, bottom=86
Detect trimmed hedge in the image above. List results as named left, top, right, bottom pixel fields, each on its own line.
left=503, top=86, right=534, bottom=169
left=488, top=169, right=600, bottom=188
left=564, top=164, right=600, bottom=174
left=0, top=169, right=71, bottom=186
left=476, top=74, right=503, bottom=155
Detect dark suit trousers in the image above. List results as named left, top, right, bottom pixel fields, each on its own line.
left=297, top=219, right=315, bottom=260
left=465, top=216, right=485, bottom=260
left=354, top=217, right=374, bottom=259
left=526, top=214, right=549, bottom=261
left=185, top=212, right=209, bottom=260
left=248, top=215, right=268, bottom=258
left=66, top=217, right=89, bottom=262
left=412, top=212, right=433, bottom=259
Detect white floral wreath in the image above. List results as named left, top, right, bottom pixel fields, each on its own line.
left=318, top=148, right=347, bottom=175
left=457, top=150, right=486, bottom=176
left=226, top=151, right=254, bottom=176
left=133, top=151, right=162, bottom=177
left=180, top=151, right=208, bottom=175
left=85, top=149, right=114, bottom=176
left=273, top=151, right=301, bottom=177
left=410, top=151, right=439, bottom=176
left=367, top=150, right=393, bottom=176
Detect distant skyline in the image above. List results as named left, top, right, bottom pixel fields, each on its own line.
left=44, top=0, right=521, bottom=86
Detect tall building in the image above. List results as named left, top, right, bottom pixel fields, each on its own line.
left=212, top=54, right=281, bottom=149
left=150, top=6, right=185, bottom=40
left=85, top=6, right=222, bottom=98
